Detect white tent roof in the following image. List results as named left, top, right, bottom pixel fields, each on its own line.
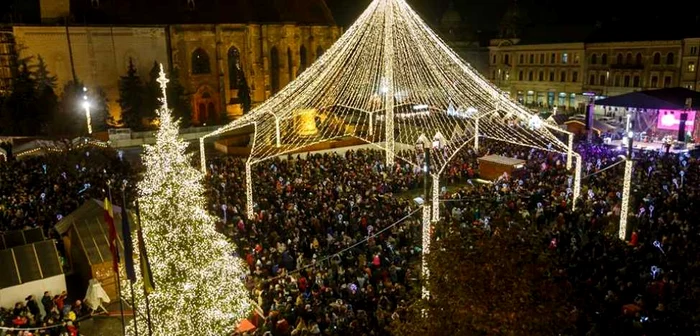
left=206, top=0, right=569, bottom=172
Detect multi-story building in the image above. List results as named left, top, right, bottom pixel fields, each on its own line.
left=7, top=0, right=341, bottom=125
left=0, top=29, right=17, bottom=95
left=489, top=37, right=700, bottom=113
left=489, top=38, right=585, bottom=111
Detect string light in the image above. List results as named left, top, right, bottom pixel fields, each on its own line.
left=619, top=159, right=633, bottom=240
left=202, top=0, right=578, bottom=215
left=421, top=204, right=431, bottom=299
left=124, top=64, right=250, bottom=335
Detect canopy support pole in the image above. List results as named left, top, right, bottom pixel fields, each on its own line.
left=199, top=137, right=206, bottom=174
left=245, top=162, right=254, bottom=220
left=383, top=0, right=395, bottom=167
left=567, top=133, right=573, bottom=170
left=474, top=118, right=480, bottom=152
left=431, top=174, right=440, bottom=222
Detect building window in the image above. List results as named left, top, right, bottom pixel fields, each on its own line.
left=492, top=55, right=497, bottom=64
left=633, top=76, right=640, bottom=87
left=589, top=74, right=596, bottom=85
left=191, top=48, right=211, bottom=74
left=316, top=46, right=324, bottom=60
left=519, top=54, right=524, bottom=64
left=540, top=54, right=544, bottom=64
left=601, top=54, right=608, bottom=65
left=636, top=53, right=642, bottom=65
left=664, top=76, right=671, bottom=87
left=270, top=47, right=280, bottom=94
left=624, top=75, right=630, bottom=87
left=591, top=54, right=598, bottom=64
left=550, top=53, right=555, bottom=63
left=560, top=71, right=566, bottom=82
left=651, top=76, right=658, bottom=87
left=530, top=54, right=534, bottom=64
left=287, top=48, right=293, bottom=81
left=689, top=62, right=696, bottom=72
left=691, top=46, right=698, bottom=56
left=572, top=71, right=578, bottom=82
left=299, top=46, right=308, bottom=75
left=549, top=71, right=554, bottom=81
left=518, top=71, right=523, bottom=80
left=538, top=71, right=544, bottom=81
left=653, top=53, right=661, bottom=64
left=687, top=84, right=694, bottom=90
left=504, top=54, right=510, bottom=65
left=562, top=53, right=568, bottom=64
left=666, top=53, right=675, bottom=65
left=528, top=71, right=533, bottom=81
left=227, top=47, right=242, bottom=89
left=614, top=74, right=621, bottom=86
left=599, top=75, right=606, bottom=85
left=574, top=53, right=580, bottom=64
left=626, top=53, right=633, bottom=64
left=492, top=70, right=496, bottom=79
left=616, top=53, right=623, bottom=64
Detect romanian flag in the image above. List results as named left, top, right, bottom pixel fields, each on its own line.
left=135, top=200, right=155, bottom=294
left=104, top=198, right=120, bottom=273
left=121, top=203, right=136, bottom=282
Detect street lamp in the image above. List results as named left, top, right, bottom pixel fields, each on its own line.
left=82, top=87, right=93, bottom=135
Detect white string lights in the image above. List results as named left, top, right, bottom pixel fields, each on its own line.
left=202, top=0, right=579, bottom=215
left=619, top=159, right=633, bottom=240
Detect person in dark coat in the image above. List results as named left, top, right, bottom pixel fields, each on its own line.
left=26, top=295, right=41, bottom=318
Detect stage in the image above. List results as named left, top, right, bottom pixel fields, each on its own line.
left=607, top=140, right=695, bottom=154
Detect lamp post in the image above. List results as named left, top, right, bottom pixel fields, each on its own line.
left=619, top=113, right=634, bottom=240
left=82, top=87, right=93, bottom=135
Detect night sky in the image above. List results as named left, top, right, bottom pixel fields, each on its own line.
left=2, top=0, right=700, bottom=41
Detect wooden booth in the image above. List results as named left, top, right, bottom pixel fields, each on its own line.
left=55, top=199, right=136, bottom=301
left=477, top=155, right=527, bottom=180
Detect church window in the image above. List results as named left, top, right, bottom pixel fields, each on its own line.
left=270, top=47, right=280, bottom=94
left=192, top=48, right=211, bottom=75
left=227, top=47, right=241, bottom=89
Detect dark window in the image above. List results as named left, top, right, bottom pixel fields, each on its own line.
left=572, top=71, right=578, bottom=82
left=192, top=48, right=211, bottom=75
left=504, top=54, right=510, bottom=64
left=519, top=54, right=524, bottom=64
left=560, top=71, right=566, bottom=82
left=539, top=54, right=544, bottom=64
left=651, top=76, right=658, bottom=87
left=599, top=75, right=605, bottom=85
left=664, top=76, right=671, bottom=87
left=299, top=46, right=308, bottom=75
left=528, top=71, right=533, bottom=81
left=616, top=53, right=623, bottom=64
left=549, top=72, right=554, bottom=81
left=635, top=53, right=642, bottom=65
left=227, top=47, right=241, bottom=89
left=601, top=54, right=608, bottom=65
left=633, top=76, right=640, bottom=87
left=518, top=71, right=523, bottom=81
left=666, top=53, right=675, bottom=65
left=624, top=75, right=630, bottom=87
left=538, top=71, right=544, bottom=81
left=625, top=53, right=632, bottom=64
left=287, top=48, right=293, bottom=80
left=316, top=46, right=324, bottom=60
left=589, top=74, right=596, bottom=85
left=653, top=53, right=661, bottom=64
left=591, top=54, right=598, bottom=64
left=529, top=54, right=534, bottom=64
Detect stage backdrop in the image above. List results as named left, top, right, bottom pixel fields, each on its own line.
left=657, top=110, right=696, bottom=132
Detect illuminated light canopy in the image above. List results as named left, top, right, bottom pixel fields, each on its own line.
left=125, top=64, right=250, bottom=335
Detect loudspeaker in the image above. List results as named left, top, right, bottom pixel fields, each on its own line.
left=678, top=112, right=688, bottom=142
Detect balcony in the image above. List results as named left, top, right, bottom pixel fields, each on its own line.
left=610, top=63, right=644, bottom=70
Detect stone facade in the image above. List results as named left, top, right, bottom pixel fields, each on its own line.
left=12, top=26, right=169, bottom=121
left=169, top=23, right=342, bottom=125
left=489, top=38, right=700, bottom=112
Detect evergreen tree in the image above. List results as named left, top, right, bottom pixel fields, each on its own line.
left=123, top=65, right=250, bottom=335
left=52, top=80, right=86, bottom=138
left=91, top=87, right=112, bottom=132
left=1, top=62, right=38, bottom=135
left=34, top=55, right=58, bottom=134
left=237, top=73, right=252, bottom=114
left=144, top=61, right=161, bottom=121
left=118, top=58, right=145, bottom=130
left=166, top=67, right=192, bottom=127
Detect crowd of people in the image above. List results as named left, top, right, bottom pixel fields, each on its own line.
left=0, top=135, right=698, bottom=335
left=0, top=148, right=133, bottom=336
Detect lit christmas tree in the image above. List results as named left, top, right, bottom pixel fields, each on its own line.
left=124, top=64, right=250, bottom=335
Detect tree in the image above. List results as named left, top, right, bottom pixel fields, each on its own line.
left=91, top=87, right=112, bottom=132
left=1, top=62, right=38, bottom=135
left=237, top=73, right=252, bottom=114
left=392, top=224, right=574, bottom=336
left=123, top=65, right=250, bottom=335
left=34, top=55, right=58, bottom=134
left=118, top=58, right=145, bottom=130
left=52, top=80, right=86, bottom=138
left=166, top=67, right=192, bottom=127
left=143, top=61, right=161, bottom=121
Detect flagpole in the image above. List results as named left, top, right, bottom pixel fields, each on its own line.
left=108, top=181, right=127, bottom=336
left=136, top=199, right=154, bottom=336
left=122, top=183, right=138, bottom=336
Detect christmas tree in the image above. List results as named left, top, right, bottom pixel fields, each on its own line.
left=124, top=64, right=250, bottom=335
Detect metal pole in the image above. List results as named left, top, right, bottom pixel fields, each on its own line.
left=123, top=188, right=138, bottom=336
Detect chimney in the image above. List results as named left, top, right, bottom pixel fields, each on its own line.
left=40, top=0, right=70, bottom=24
